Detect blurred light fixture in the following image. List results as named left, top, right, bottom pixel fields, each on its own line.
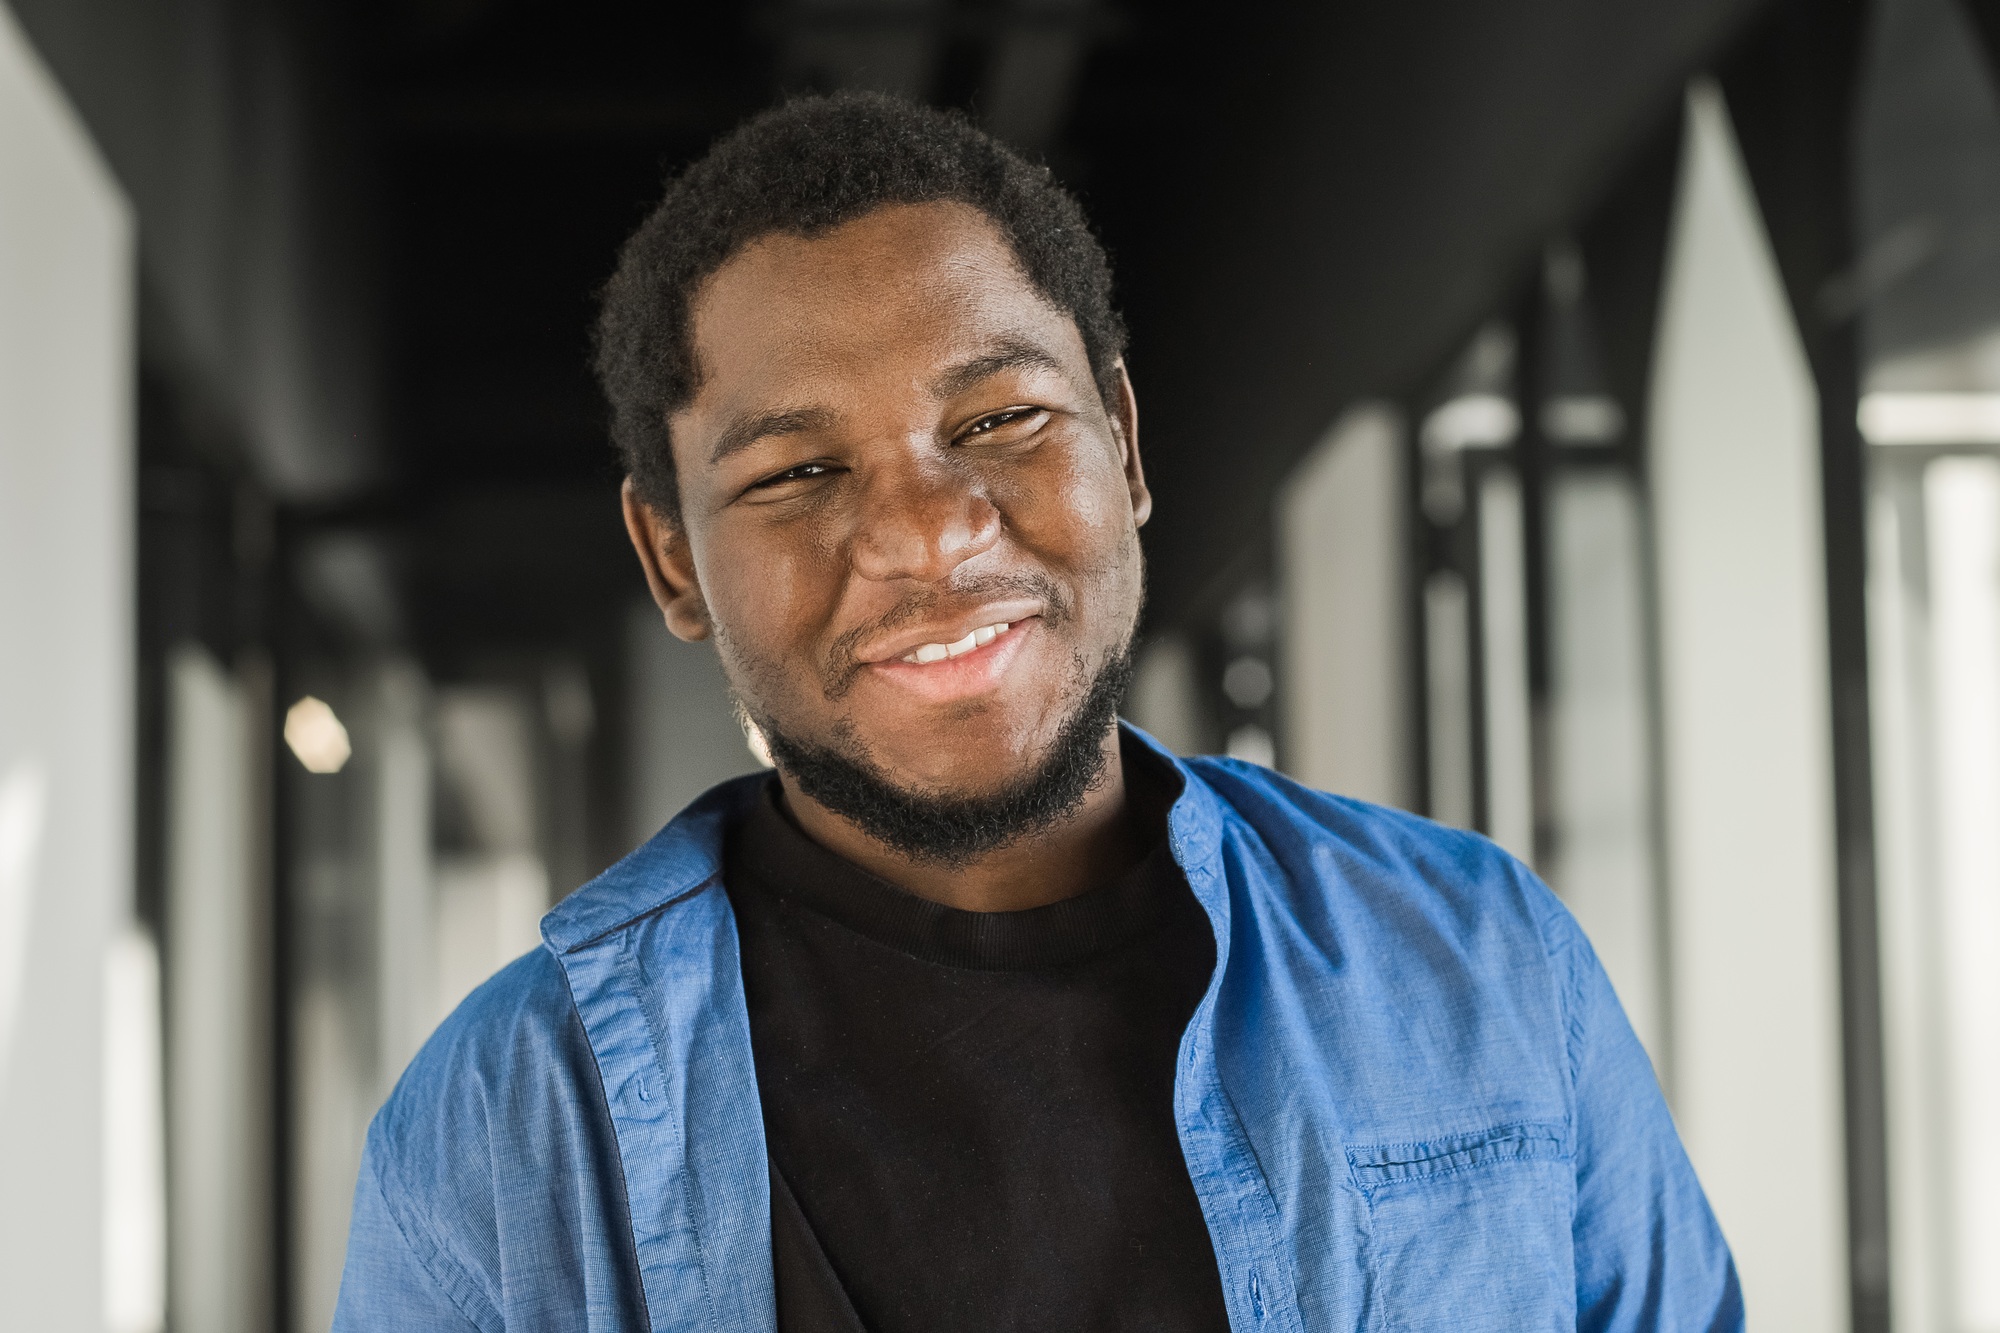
left=284, top=696, right=351, bottom=774
left=1225, top=724, right=1276, bottom=768
left=1220, top=586, right=1275, bottom=651
left=1222, top=656, right=1274, bottom=709
left=1859, top=391, right=2000, bottom=445
left=1540, top=394, right=1626, bottom=444
left=1421, top=393, right=1521, bottom=454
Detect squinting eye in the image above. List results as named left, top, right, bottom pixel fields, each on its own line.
left=753, top=461, right=830, bottom=489
left=964, top=409, right=1040, bottom=438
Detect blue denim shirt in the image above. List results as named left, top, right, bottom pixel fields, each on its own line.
left=334, top=726, right=1742, bottom=1332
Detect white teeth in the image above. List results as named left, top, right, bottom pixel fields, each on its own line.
left=901, top=622, right=1011, bottom=664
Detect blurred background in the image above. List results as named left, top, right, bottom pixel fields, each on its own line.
left=1, top=0, right=1998, bottom=1329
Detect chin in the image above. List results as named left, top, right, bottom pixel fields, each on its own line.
left=869, top=737, right=1048, bottom=798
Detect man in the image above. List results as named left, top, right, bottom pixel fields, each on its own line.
left=334, top=93, right=1741, bottom=1332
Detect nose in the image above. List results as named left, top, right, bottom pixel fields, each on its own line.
left=849, top=456, right=1001, bottom=584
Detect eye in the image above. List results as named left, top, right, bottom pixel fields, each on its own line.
left=958, top=407, right=1047, bottom=442
left=749, top=460, right=835, bottom=490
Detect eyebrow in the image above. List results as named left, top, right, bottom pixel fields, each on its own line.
left=704, top=340, right=1066, bottom=466
left=707, top=406, right=837, bottom=466
left=929, top=339, right=1067, bottom=400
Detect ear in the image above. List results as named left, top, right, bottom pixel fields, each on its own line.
left=622, top=478, right=712, bottom=642
left=1109, top=360, right=1152, bottom=529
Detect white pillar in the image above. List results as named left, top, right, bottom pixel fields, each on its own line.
left=1276, top=403, right=1414, bottom=807
left=166, top=645, right=272, bottom=1333
left=1920, top=458, right=2000, bottom=1331
left=1649, top=80, right=1848, bottom=1331
left=1477, top=467, right=1534, bottom=860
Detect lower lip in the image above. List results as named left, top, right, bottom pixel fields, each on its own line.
left=864, top=619, right=1039, bottom=702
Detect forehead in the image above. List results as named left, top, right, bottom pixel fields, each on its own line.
left=683, top=201, right=1084, bottom=406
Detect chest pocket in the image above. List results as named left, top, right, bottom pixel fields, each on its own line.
left=1349, top=1121, right=1575, bottom=1333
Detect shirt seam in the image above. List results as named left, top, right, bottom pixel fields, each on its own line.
left=1519, top=858, right=1588, bottom=1137
left=1347, top=1133, right=1571, bottom=1197
left=1347, top=1119, right=1570, bottom=1166
left=364, top=1145, right=502, bottom=1333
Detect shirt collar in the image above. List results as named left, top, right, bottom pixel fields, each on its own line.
left=540, top=720, right=1228, bottom=956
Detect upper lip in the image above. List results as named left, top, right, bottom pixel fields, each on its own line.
left=855, top=600, right=1046, bottom=665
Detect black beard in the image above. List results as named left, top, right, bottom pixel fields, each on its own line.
left=756, top=643, right=1135, bottom=867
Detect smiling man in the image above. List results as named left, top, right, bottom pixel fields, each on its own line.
left=334, top=95, right=1742, bottom=1333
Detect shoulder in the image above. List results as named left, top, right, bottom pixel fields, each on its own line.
left=373, top=945, right=589, bottom=1161
left=1179, top=755, right=1573, bottom=970
left=361, top=946, right=608, bottom=1289
left=1180, top=758, right=1596, bottom=1131
left=347, top=945, right=643, bottom=1328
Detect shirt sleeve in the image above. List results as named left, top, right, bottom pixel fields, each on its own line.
left=332, top=1142, right=496, bottom=1333
left=1551, top=904, right=1745, bottom=1333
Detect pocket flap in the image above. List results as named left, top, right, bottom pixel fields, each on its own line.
left=1346, top=1121, right=1568, bottom=1190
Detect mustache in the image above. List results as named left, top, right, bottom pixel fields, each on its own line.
left=822, top=569, right=1072, bottom=698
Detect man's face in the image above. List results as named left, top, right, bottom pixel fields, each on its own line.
left=641, top=200, right=1149, bottom=804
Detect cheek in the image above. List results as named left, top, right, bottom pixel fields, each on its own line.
left=693, top=525, right=840, bottom=691
left=1003, top=446, right=1139, bottom=586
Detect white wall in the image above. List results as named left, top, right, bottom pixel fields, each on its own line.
left=0, top=2, right=136, bottom=1326
left=1649, top=81, right=1848, bottom=1331
left=1276, top=404, right=1413, bottom=806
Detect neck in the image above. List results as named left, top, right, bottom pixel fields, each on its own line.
left=775, top=728, right=1145, bottom=913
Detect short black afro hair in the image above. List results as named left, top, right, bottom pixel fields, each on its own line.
left=594, top=91, right=1128, bottom=519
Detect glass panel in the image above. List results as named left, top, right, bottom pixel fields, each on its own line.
left=1544, top=472, right=1666, bottom=1071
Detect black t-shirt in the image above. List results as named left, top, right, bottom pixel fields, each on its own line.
left=723, top=763, right=1231, bottom=1333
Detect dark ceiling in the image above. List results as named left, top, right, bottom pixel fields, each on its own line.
left=351, top=0, right=1770, bottom=657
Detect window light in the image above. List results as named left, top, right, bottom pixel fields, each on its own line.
left=1859, top=391, right=2000, bottom=445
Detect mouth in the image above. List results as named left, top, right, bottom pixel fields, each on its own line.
left=856, top=598, right=1048, bottom=666
left=897, top=620, right=1013, bottom=664
left=860, top=615, right=1042, bottom=704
